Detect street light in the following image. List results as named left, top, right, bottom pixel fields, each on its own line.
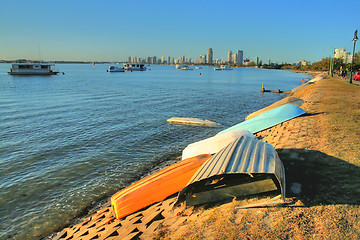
left=349, top=30, right=358, bottom=84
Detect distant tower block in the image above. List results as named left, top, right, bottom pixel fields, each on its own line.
left=228, top=51, right=232, bottom=64
left=208, top=48, right=213, bottom=64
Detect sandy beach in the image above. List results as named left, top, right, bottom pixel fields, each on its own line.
left=52, top=74, right=360, bottom=240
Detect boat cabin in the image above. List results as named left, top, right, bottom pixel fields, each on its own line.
left=8, top=63, right=59, bottom=75
left=123, top=63, right=146, bottom=71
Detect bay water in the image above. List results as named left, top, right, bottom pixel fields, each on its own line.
left=0, top=63, right=307, bottom=239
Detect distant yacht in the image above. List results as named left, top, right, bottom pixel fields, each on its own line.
left=123, top=63, right=146, bottom=71
left=8, top=62, right=59, bottom=75
left=175, top=64, right=184, bottom=69
left=180, top=66, right=193, bottom=70
left=214, top=66, right=222, bottom=71
left=194, top=66, right=202, bottom=69
left=107, top=65, right=125, bottom=72
left=221, top=65, right=233, bottom=70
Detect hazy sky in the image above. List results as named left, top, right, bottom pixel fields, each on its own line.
left=1, top=0, right=359, bottom=63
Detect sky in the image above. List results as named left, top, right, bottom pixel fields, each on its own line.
left=1, top=0, right=359, bottom=63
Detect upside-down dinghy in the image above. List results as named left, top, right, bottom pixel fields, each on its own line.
left=175, top=136, right=286, bottom=206
left=111, top=154, right=212, bottom=219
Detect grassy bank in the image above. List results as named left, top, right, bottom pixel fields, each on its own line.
left=155, top=76, right=360, bottom=239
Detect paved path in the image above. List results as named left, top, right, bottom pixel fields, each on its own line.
left=333, top=73, right=360, bottom=86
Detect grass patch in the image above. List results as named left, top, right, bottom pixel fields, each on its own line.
left=156, top=202, right=360, bottom=239
left=300, top=77, right=360, bottom=165
left=154, top=76, right=360, bottom=240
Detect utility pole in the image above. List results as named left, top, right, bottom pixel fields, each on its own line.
left=349, top=30, right=358, bottom=84
left=329, top=46, right=334, bottom=76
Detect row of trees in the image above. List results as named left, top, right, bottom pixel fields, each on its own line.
left=282, top=51, right=360, bottom=72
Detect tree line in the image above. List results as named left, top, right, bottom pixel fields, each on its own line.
left=281, top=51, right=360, bottom=72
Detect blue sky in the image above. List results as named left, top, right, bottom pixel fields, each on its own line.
left=1, top=0, right=359, bottom=63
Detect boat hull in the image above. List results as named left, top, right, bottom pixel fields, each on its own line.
left=218, top=104, right=306, bottom=135
left=124, top=68, right=146, bottom=71
left=111, top=154, right=212, bottom=219
left=245, top=97, right=304, bottom=120
left=181, top=129, right=255, bottom=160
left=167, top=117, right=220, bottom=127
left=8, top=71, right=59, bottom=75
left=176, top=136, right=286, bottom=206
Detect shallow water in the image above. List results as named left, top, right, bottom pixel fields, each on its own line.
left=0, top=63, right=307, bottom=239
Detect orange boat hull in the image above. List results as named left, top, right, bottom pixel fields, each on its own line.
left=111, top=154, right=211, bottom=219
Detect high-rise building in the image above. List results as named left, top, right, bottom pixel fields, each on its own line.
left=233, top=53, right=238, bottom=64
left=208, top=48, right=213, bottom=64
left=167, top=57, right=171, bottom=65
left=334, top=48, right=352, bottom=63
left=200, top=54, right=207, bottom=64
left=228, top=51, right=232, bottom=63
left=237, top=50, right=243, bottom=65
left=254, top=57, right=259, bottom=66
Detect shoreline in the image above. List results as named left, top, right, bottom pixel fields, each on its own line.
left=51, top=73, right=360, bottom=239
left=49, top=74, right=318, bottom=239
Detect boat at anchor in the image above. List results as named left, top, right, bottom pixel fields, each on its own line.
left=123, top=63, right=147, bottom=71
left=8, top=62, right=59, bottom=75
left=107, top=65, right=125, bottom=72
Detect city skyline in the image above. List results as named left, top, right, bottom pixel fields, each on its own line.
left=1, top=0, right=359, bottom=63
left=126, top=48, right=249, bottom=65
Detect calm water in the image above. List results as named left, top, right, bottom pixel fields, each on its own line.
left=0, top=63, right=307, bottom=239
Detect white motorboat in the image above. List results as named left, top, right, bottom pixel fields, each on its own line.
left=175, top=64, right=184, bottom=69
left=194, top=66, right=202, bottom=69
left=107, top=65, right=125, bottom=72
left=221, top=65, right=233, bottom=70
left=214, top=67, right=222, bottom=70
left=124, top=63, right=146, bottom=71
left=180, top=66, right=193, bottom=70
left=8, top=62, right=59, bottom=75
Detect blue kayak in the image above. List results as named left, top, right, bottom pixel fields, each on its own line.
left=217, top=104, right=306, bottom=135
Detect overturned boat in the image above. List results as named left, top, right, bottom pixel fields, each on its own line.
left=111, top=154, right=211, bottom=219
left=176, top=136, right=286, bottom=206
left=167, top=117, right=220, bottom=127
left=181, top=129, right=255, bottom=160
left=218, top=104, right=306, bottom=135
left=245, top=97, right=304, bottom=120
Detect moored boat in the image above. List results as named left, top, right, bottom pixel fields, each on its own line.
left=111, top=154, right=212, bottom=219
left=214, top=67, right=222, bottom=70
left=107, top=65, right=125, bottom=72
left=221, top=65, right=233, bottom=70
left=123, top=63, right=146, bottom=71
left=175, top=64, right=184, bottom=69
left=180, top=65, right=193, bottom=70
left=176, top=136, right=286, bottom=206
left=7, top=62, right=59, bottom=75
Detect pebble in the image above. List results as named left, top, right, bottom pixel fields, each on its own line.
left=290, top=182, right=302, bottom=194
